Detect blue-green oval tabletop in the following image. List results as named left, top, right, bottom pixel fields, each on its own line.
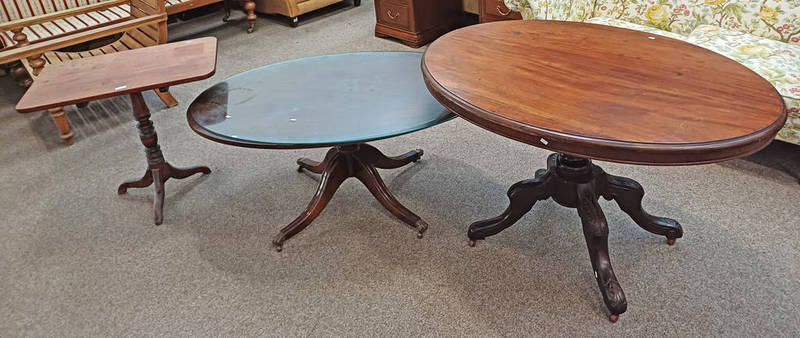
left=187, top=52, right=455, bottom=148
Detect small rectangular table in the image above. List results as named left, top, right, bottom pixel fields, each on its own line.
left=17, top=37, right=219, bottom=225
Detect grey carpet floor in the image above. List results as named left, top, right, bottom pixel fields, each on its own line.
left=1, top=1, right=799, bottom=336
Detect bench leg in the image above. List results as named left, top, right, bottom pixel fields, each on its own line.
left=153, top=88, right=178, bottom=108
left=47, top=107, right=74, bottom=145
left=245, top=0, right=256, bottom=33
left=9, top=61, right=32, bottom=88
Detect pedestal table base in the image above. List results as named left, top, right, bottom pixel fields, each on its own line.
left=468, top=153, right=683, bottom=322
left=272, top=143, right=428, bottom=251
left=117, top=92, right=210, bottom=225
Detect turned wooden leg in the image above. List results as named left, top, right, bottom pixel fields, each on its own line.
left=602, top=174, right=683, bottom=245
left=245, top=0, right=256, bottom=33
left=467, top=174, right=552, bottom=246
left=118, top=92, right=210, bottom=225
left=274, top=150, right=348, bottom=251
left=9, top=61, right=32, bottom=88
left=10, top=29, right=33, bottom=87
left=576, top=182, right=627, bottom=322
left=47, top=107, right=74, bottom=145
left=27, top=54, right=45, bottom=77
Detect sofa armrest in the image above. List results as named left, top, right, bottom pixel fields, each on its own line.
left=0, top=13, right=165, bottom=64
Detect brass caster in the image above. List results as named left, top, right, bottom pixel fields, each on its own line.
left=247, top=26, right=255, bottom=33
left=468, top=240, right=476, bottom=247
left=413, top=149, right=424, bottom=162
left=609, top=314, right=619, bottom=323
left=272, top=233, right=286, bottom=252
left=415, top=219, right=428, bottom=238
left=666, top=238, right=676, bottom=246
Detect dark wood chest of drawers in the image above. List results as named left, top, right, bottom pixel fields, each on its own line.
left=480, top=0, right=522, bottom=23
left=374, top=0, right=463, bottom=48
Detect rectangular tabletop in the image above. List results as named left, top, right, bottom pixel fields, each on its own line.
left=16, top=37, right=218, bottom=113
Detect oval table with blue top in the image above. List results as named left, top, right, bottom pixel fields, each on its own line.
left=187, top=52, right=455, bottom=252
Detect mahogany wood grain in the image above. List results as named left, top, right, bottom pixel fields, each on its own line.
left=16, top=37, right=217, bottom=113
left=422, top=21, right=787, bottom=165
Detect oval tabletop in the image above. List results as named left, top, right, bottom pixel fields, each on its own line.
left=422, top=21, right=787, bottom=165
left=187, top=52, right=454, bottom=149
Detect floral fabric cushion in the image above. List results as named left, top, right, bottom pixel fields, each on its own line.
left=778, top=96, right=800, bottom=144
left=687, top=25, right=800, bottom=100
left=584, top=17, right=690, bottom=41
left=505, top=1, right=800, bottom=45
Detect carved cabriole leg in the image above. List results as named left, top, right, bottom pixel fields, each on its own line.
left=602, top=174, right=683, bottom=245
left=47, top=107, right=74, bottom=145
left=275, top=144, right=426, bottom=251
left=245, top=0, right=256, bottom=33
left=576, top=181, right=627, bottom=322
left=467, top=174, right=552, bottom=246
left=118, top=92, right=211, bottom=225
left=466, top=153, right=679, bottom=321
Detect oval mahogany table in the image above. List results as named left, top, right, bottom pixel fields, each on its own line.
left=422, top=21, right=786, bottom=321
left=188, top=52, right=454, bottom=252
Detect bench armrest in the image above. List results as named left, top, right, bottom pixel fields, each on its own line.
left=0, top=13, right=166, bottom=64
left=0, top=0, right=129, bottom=33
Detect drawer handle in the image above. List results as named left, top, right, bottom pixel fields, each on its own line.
left=387, top=10, right=400, bottom=19
left=496, top=5, right=512, bottom=16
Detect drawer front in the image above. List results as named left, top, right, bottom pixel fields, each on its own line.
left=377, top=2, right=411, bottom=31
left=480, top=0, right=522, bottom=22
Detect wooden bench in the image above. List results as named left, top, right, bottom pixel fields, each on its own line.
left=0, top=0, right=174, bottom=145
left=0, top=0, right=254, bottom=145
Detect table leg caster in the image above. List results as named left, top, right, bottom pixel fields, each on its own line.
left=272, top=233, right=286, bottom=252
left=667, top=238, right=676, bottom=246
left=609, top=314, right=619, bottom=323
left=468, top=240, right=476, bottom=247
left=415, top=220, right=427, bottom=238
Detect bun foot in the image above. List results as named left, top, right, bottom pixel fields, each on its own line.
left=468, top=240, right=476, bottom=247
left=666, top=238, right=676, bottom=246
left=609, top=314, right=619, bottom=323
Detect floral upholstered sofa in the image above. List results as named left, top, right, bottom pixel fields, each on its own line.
left=504, top=0, right=800, bottom=146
